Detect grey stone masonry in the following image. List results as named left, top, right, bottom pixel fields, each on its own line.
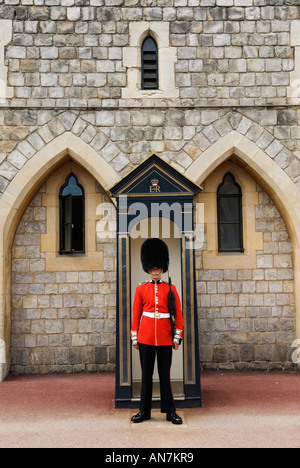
left=1, top=1, right=300, bottom=375
left=197, top=184, right=296, bottom=371
left=0, top=1, right=299, bottom=108
left=11, top=188, right=117, bottom=375
left=2, top=108, right=300, bottom=196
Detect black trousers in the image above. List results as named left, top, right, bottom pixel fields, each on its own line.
left=139, top=343, right=176, bottom=414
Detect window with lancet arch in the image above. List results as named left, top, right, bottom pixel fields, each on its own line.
left=141, top=36, right=159, bottom=90
left=122, top=21, right=178, bottom=99
left=59, top=173, right=85, bottom=255
left=217, top=172, right=244, bottom=253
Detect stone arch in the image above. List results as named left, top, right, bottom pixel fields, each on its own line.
left=0, top=131, right=121, bottom=381
left=122, top=21, right=178, bottom=99
left=138, top=28, right=159, bottom=49
left=0, top=110, right=130, bottom=190
left=181, top=111, right=300, bottom=189
left=185, top=130, right=300, bottom=345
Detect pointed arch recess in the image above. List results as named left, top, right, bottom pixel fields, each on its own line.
left=1, top=129, right=300, bottom=379
left=0, top=132, right=121, bottom=381
left=186, top=130, right=300, bottom=345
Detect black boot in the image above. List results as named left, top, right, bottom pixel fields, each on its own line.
left=131, top=411, right=151, bottom=423
left=167, top=412, right=183, bottom=425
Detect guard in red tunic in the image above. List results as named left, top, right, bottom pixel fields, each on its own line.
left=131, top=238, right=184, bottom=425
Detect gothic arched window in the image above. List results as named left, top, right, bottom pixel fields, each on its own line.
left=59, top=173, right=85, bottom=254
left=141, top=36, right=159, bottom=90
left=217, top=172, right=244, bottom=253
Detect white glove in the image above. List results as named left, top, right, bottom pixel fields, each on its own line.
left=131, top=331, right=138, bottom=347
left=173, top=330, right=182, bottom=345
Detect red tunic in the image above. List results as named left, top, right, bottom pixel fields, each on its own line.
left=131, top=280, right=184, bottom=347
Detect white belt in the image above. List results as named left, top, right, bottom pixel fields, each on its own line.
left=143, top=311, right=170, bottom=319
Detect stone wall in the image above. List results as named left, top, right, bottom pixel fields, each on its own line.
left=1, top=107, right=300, bottom=193
left=0, top=1, right=298, bottom=108
left=10, top=158, right=296, bottom=373
left=11, top=167, right=117, bottom=375
left=197, top=180, right=295, bottom=371
left=1, top=0, right=300, bottom=376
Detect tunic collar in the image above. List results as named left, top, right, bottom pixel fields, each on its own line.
left=149, top=279, right=163, bottom=285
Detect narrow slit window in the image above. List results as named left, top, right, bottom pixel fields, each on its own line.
left=217, top=172, right=244, bottom=253
left=59, top=173, right=85, bottom=254
left=141, top=36, right=158, bottom=90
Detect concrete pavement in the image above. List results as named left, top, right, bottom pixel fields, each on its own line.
left=0, top=371, right=299, bottom=448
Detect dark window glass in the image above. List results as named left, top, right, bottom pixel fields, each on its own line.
left=217, top=172, right=244, bottom=253
left=141, top=36, right=158, bottom=90
left=59, top=173, right=85, bottom=254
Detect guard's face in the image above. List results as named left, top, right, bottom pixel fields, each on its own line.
left=149, top=267, right=163, bottom=280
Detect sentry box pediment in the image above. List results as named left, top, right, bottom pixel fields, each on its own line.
left=110, top=153, right=202, bottom=200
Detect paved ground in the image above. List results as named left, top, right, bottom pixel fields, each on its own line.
left=0, top=371, right=299, bottom=448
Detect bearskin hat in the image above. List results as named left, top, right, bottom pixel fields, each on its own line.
left=141, top=238, right=169, bottom=273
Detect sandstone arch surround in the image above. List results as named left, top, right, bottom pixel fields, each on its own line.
left=186, top=130, right=300, bottom=351
left=0, top=131, right=121, bottom=381
left=1, top=113, right=300, bottom=379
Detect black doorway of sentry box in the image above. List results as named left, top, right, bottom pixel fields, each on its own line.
left=110, top=153, right=202, bottom=409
